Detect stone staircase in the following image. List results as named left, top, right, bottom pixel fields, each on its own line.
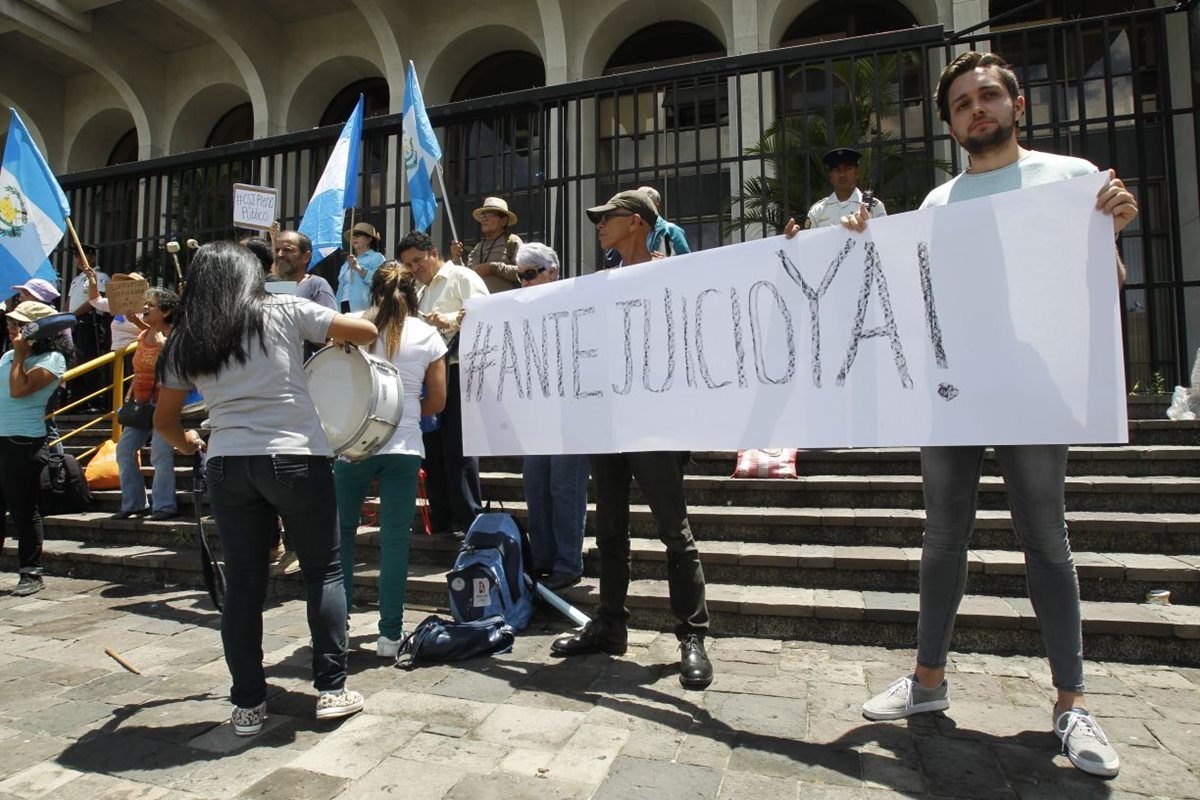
left=6, top=403, right=1199, bottom=665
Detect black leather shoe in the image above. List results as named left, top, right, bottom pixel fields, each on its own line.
left=111, top=508, right=150, bottom=520
left=149, top=510, right=177, bottom=521
left=678, top=634, right=713, bottom=690
left=551, top=620, right=627, bottom=657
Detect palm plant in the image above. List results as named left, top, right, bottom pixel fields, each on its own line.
left=729, top=53, right=950, bottom=237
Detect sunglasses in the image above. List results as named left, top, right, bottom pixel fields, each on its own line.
left=598, top=211, right=634, bottom=224
left=518, top=267, right=547, bottom=282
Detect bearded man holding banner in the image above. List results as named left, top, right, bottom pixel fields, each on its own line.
left=786, top=51, right=1138, bottom=778
left=550, top=190, right=713, bottom=691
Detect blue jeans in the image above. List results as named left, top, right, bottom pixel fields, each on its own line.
left=116, top=424, right=177, bottom=513
left=522, top=454, right=588, bottom=576
left=206, top=454, right=347, bottom=708
left=334, top=454, right=421, bottom=641
left=917, top=445, right=1084, bottom=691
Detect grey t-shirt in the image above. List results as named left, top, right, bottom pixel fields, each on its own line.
left=161, top=295, right=336, bottom=458
left=921, top=150, right=1097, bottom=208
left=296, top=274, right=337, bottom=311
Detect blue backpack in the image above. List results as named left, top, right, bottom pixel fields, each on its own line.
left=447, top=512, right=536, bottom=631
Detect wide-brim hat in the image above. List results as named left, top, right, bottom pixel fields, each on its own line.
left=824, top=147, right=863, bottom=169
left=12, top=278, right=59, bottom=303
left=585, top=190, right=659, bottom=227
left=473, top=197, right=518, bottom=226
left=7, top=300, right=57, bottom=324
left=110, top=272, right=146, bottom=282
left=343, top=222, right=381, bottom=245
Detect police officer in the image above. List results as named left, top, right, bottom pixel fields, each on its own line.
left=805, top=147, right=887, bottom=229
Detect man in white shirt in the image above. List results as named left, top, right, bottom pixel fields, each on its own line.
left=397, top=231, right=489, bottom=536
left=804, top=147, right=887, bottom=229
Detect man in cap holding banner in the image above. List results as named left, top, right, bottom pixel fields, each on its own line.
left=550, top=189, right=714, bottom=691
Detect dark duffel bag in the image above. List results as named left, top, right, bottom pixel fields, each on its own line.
left=394, top=614, right=514, bottom=670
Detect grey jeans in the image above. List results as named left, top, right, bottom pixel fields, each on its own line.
left=917, top=444, right=1085, bottom=692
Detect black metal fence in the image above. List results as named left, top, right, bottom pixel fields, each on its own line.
left=58, top=3, right=1199, bottom=389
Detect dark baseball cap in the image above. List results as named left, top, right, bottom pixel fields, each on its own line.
left=823, top=147, right=863, bottom=169
left=586, top=190, right=658, bottom=227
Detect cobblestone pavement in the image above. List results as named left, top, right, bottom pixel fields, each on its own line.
left=0, top=577, right=1197, bottom=800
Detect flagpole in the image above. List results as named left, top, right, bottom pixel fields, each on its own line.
left=65, top=218, right=92, bottom=273
left=433, top=163, right=459, bottom=245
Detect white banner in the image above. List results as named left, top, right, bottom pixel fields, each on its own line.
left=460, top=173, right=1127, bottom=456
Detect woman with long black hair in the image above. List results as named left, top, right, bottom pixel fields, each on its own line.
left=154, top=241, right=376, bottom=736
left=0, top=301, right=73, bottom=597
left=334, top=263, right=447, bottom=657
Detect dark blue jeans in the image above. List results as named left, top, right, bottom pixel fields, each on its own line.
left=206, top=454, right=347, bottom=708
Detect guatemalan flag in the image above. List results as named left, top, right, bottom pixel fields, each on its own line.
left=0, top=109, right=70, bottom=289
left=402, top=62, right=442, bottom=232
left=298, top=94, right=363, bottom=269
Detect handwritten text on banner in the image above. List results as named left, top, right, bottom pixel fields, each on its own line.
left=460, top=173, right=1126, bottom=456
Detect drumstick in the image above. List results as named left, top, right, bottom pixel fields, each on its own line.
left=105, top=647, right=142, bottom=674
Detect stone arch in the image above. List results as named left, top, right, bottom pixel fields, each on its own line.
left=421, top=25, right=545, bottom=106
left=578, top=0, right=730, bottom=79
left=0, top=99, right=49, bottom=162
left=168, top=83, right=252, bottom=155
left=66, top=108, right=137, bottom=171
left=285, top=56, right=384, bottom=132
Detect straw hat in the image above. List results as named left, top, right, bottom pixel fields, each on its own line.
left=472, top=197, right=517, bottom=226
left=343, top=222, right=381, bottom=245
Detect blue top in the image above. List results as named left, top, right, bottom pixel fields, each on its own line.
left=921, top=150, right=1097, bottom=208
left=337, top=249, right=385, bottom=311
left=0, top=350, right=66, bottom=437
left=647, top=217, right=691, bottom=257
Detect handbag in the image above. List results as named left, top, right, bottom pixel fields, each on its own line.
left=732, top=448, right=799, bottom=479
left=85, top=438, right=134, bottom=490
left=394, top=614, right=514, bottom=670
left=117, top=400, right=155, bottom=429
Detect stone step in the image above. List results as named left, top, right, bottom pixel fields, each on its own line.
left=37, top=514, right=1200, bottom=604
left=42, top=501, right=1200, bottom=556
left=479, top=472, right=1200, bottom=514
left=7, top=538, right=1197, bottom=665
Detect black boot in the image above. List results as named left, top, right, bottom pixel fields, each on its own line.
left=678, top=634, right=713, bottom=689
left=551, top=619, right=628, bottom=657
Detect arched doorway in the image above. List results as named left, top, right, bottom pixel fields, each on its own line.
left=443, top=51, right=546, bottom=246
left=206, top=103, right=253, bottom=148
left=598, top=21, right=727, bottom=251
left=780, top=0, right=919, bottom=45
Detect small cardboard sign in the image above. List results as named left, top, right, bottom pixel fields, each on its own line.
left=105, top=276, right=150, bottom=318
left=232, top=183, right=278, bottom=231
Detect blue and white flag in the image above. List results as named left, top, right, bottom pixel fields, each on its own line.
left=0, top=109, right=70, bottom=289
left=298, top=94, right=363, bottom=269
left=402, top=62, right=442, bottom=232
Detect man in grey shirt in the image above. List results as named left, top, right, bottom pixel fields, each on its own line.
left=273, top=230, right=337, bottom=360
left=274, top=230, right=337, bottom=311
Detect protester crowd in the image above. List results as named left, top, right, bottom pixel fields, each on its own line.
left=0, top=51, right=1143, bottom=781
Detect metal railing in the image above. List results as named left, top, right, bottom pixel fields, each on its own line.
left=46, top=342, right=137, bottom=459
left=54, top=4, right=1199, bottom=390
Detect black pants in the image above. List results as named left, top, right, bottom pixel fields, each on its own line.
left=421, top=362, right=482, bottom=532
left=72, top=313, right=111, bottom=410
left=589, top=450, right=709, bottom=638
left=0, top=436, right=49, bottom=574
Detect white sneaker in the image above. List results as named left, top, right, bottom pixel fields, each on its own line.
left=376, top=635, right=402, bottom=658
left=231, top=701, right=266, bottom=736
left=863, top=674, right=950, bottom=720
left=315, top=688, right=365, bottom=720
left=1054, top=707, right=1120, bottom=777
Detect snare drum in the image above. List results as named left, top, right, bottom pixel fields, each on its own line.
left=305, top=345, right=403, bottom=461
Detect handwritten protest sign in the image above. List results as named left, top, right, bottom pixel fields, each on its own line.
left=232, top=183, right=277, bottom=231
left=105, top=276, right=150, bottom=318
left=460, top=173, right=1127, bottom=456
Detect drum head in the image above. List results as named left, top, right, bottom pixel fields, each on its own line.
left=305, top=348, right=374, bottom=448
